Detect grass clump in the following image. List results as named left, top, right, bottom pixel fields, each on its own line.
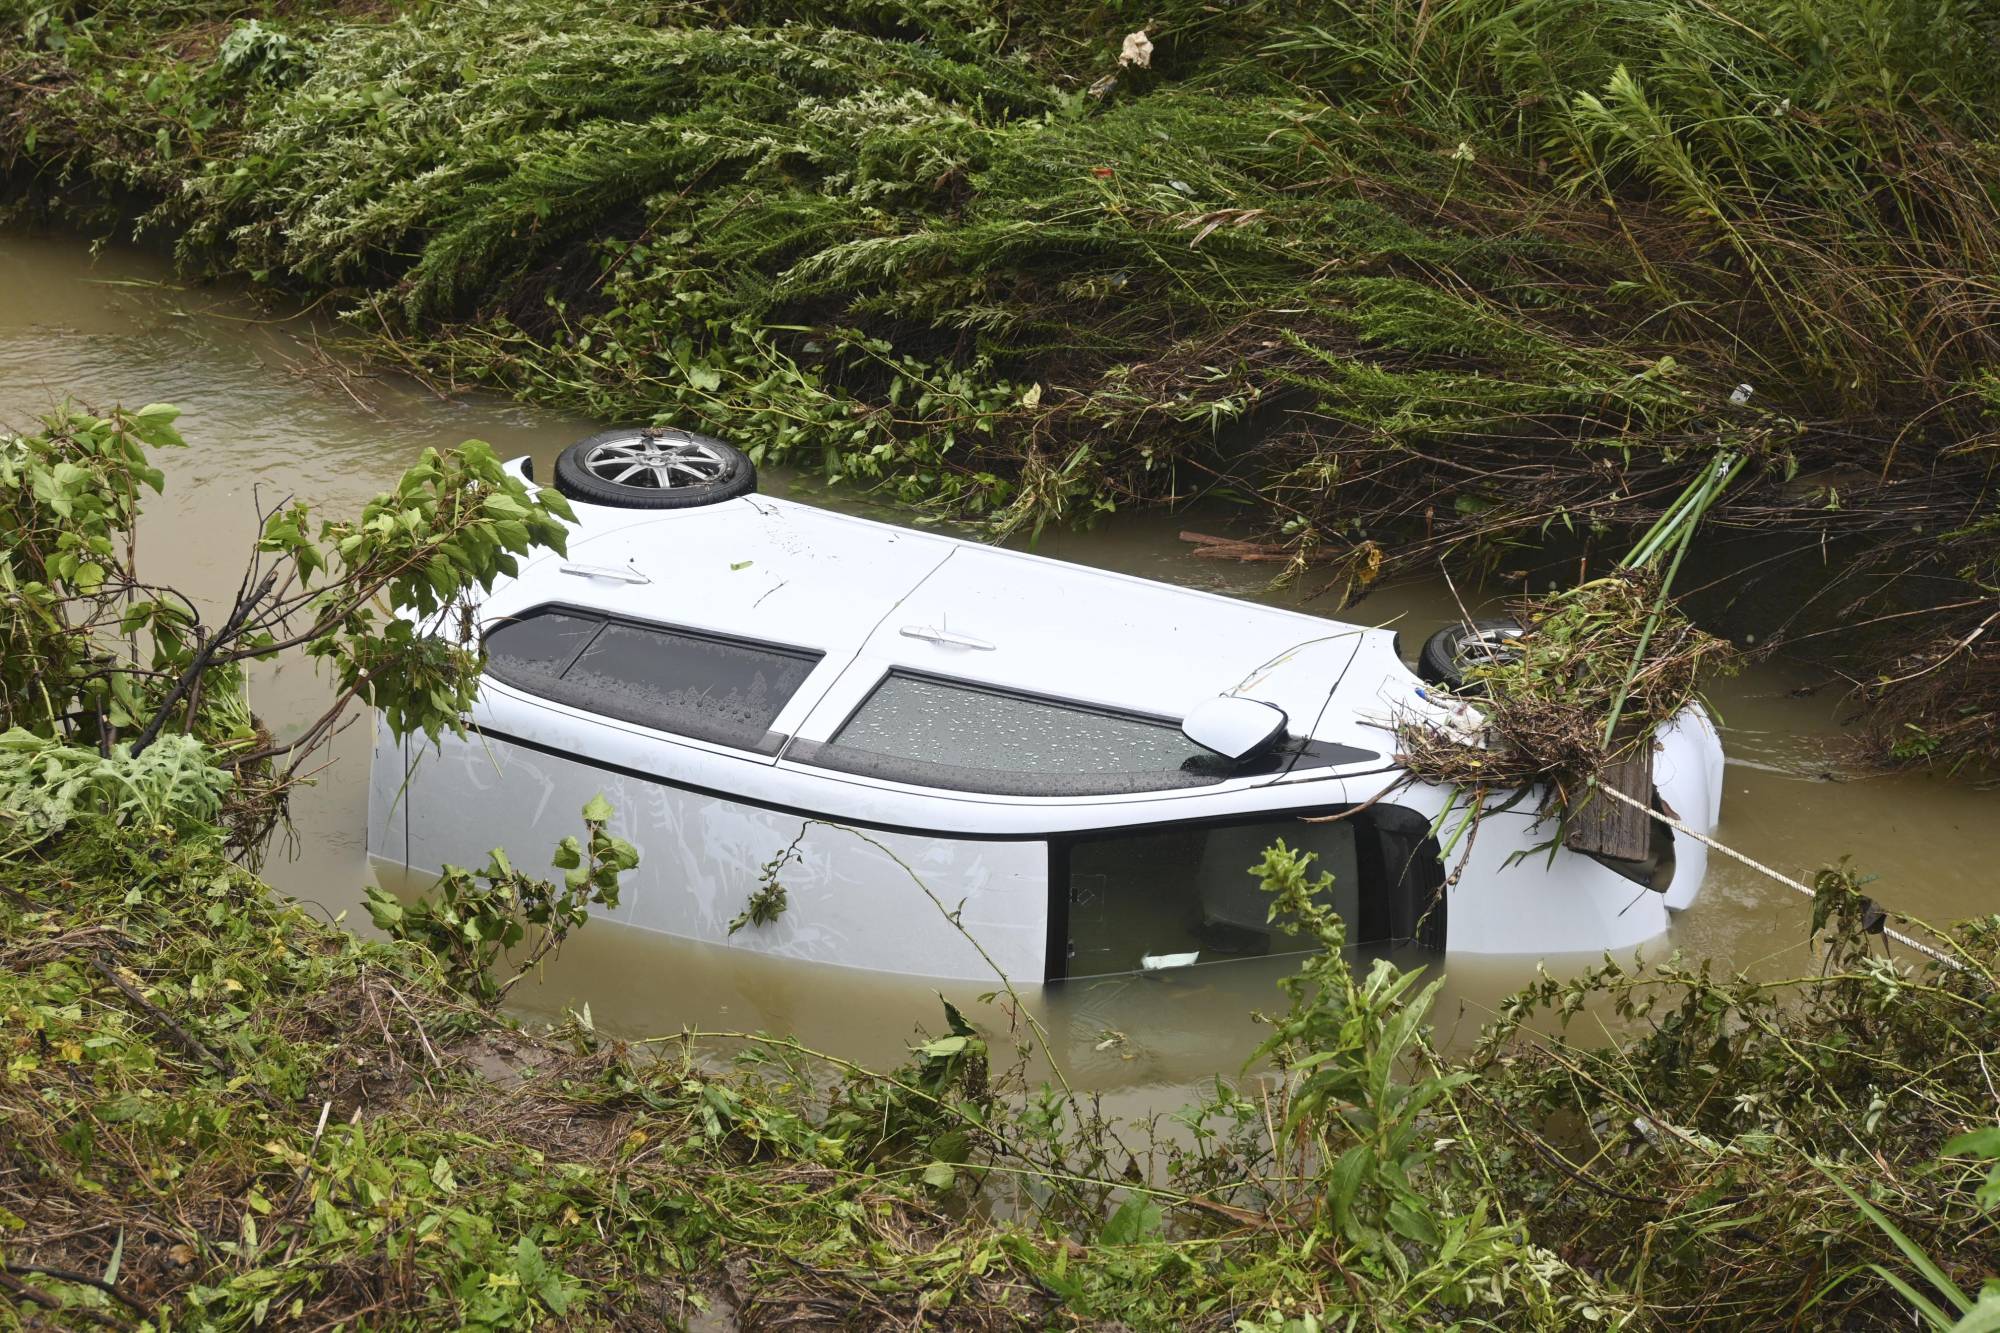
left=1465, top=866, right=2000, bottom=1328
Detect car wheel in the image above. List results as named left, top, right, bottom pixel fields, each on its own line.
left=1417, top=619, right=1525, bottom=690
left=552, top=426, right=756, bottom=509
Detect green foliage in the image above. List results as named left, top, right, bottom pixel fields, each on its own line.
left=214, top=19, right=309, bottom=87
left=1464, top=862, right=2000, bottom=1326
left=0, top=0, right=1762, bottom=533
left=253, top=436, right=574, bottom=744
left=9, top=0, right=2000, bottom=764
left=727, top=837, right=797, bottom=934
left=367, top=796, right=639, bottom=1002
left=1, top=403, right=185, bottom=738
left=1227, top=842, right=1619, bottom=1327
left=6, top=768, right=2000, bottom=1326
left=0, top=727, right=230, bottom=847
left=15, top=0, right=1990, bottom=519
left=0, top=401, right=572, bottom=846
left=0, top=821, right=586, bottom=1327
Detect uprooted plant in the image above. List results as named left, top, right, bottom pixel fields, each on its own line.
left=0, top=401, right=574, bottom=853
left=1396, top=454, right=1738, bottom=855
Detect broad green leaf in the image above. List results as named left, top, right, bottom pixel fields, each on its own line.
left=1329, top=1144, right=1373, bottom=1240
left=1944, top=1129, right=2000, bottom=1160
left=1950, top=1294, right=2000, bottom=1333
left=1100, top=1195, right=1162, bottom=1245
left=918, top=1035, right=968, bottom=1058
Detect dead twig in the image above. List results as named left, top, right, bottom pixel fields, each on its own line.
left=87, top=953, right=284, bottom=1110
left=1, top=1263, right=147, bottom=1323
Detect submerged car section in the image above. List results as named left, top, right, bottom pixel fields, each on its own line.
left=369, top=476, right=1720, bottom=984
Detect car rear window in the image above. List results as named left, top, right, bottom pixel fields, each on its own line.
left=483, top=607, right=821, bottom=749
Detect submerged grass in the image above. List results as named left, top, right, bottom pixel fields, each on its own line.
left=1, top=0, right=1998, bottom=762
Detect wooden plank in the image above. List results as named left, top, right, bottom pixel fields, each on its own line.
left=1563, top=730, right=1655, bottom=861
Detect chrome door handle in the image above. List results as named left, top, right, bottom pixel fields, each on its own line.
left=899, top=624, right=996, bottom=651
left=559, top=562, right=651, bottom=585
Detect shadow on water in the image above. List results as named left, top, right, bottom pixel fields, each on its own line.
left=7, top=227, right=1998, bottom=1118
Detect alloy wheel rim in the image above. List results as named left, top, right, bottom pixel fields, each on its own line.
left=581, top=432, right=729, bottom=489
left=1455, top=627, right=1524, bottom=672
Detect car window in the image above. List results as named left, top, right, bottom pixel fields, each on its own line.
left=1058, top=808, right=1445, bottom=977
left=1065, top=819, right=1359, bottom=976
left=785, top=670, right=1226, bottom=795
left=481, top=607, right=601, bottom=679
left=484, top=607, right=821, bottom=750
left=839, top=672, right=1206, bottom=775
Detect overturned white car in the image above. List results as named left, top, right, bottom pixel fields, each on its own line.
left=369, top=428, right=1723, bottom=984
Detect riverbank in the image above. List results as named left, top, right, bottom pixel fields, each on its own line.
left=1, top=816, right=1060, bottom=1328
left=3, top=0, right=1997, bottom=768
left=9, top=777, right=2000, bottom=1327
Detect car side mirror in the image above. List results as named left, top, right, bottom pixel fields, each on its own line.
left=1182, top=696, right=1288, bottom=761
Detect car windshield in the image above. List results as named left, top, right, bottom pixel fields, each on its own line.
left=835, top=673, right=1208, bottom=776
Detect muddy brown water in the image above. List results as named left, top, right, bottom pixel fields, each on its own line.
left=6, top=230, right=1996, bottom=1114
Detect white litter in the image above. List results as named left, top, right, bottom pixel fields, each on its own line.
left=1141, top=951, right=1200, bottom=971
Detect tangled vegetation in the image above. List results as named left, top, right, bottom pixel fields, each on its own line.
left=1396, top=459, right=1738, bottom=847
left=0, top=395, right=1997, bottom=1326
left=1396, top=570, right=1731, bottom=801
left=364, top=796, right=640, bottom=1004
left=1, top=0, right=1997, bottom=765
left=8, top=777, right=2000, bottom=1327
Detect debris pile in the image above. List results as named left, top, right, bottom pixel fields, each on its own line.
left=1396, top=571, right=1732, bottom=814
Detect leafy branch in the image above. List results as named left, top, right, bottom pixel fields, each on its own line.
left=1, top=402, right=574, bottom=850
left=366, top=794, right=639, bottom=1003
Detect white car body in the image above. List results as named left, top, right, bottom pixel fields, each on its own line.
left=368, top=461, right=1723, bottom=984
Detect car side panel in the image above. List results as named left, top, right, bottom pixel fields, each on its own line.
left=369, top=718, right=1050, bottom=983
left=1654, top=704, right=1724, bottom=910
left=1443, top=807, right=1673, bottom=954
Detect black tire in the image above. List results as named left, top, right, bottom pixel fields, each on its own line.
left=552, top=426, right=756, bottom=509
left=1417, top=619, right=1525, bottom=690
